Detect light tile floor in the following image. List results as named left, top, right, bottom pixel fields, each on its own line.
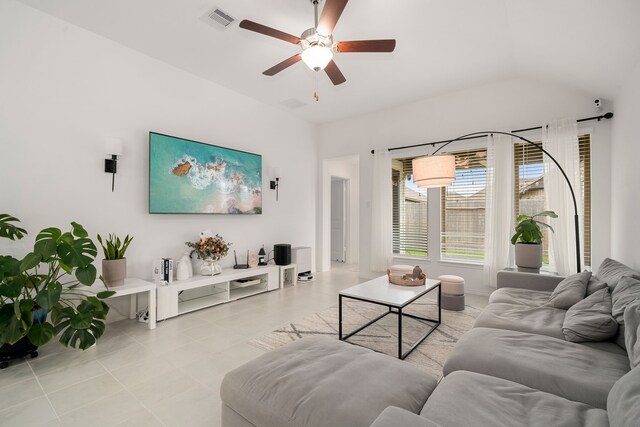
left=0, top=263, right=488, bottom=427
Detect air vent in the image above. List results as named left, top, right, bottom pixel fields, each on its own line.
left=201, top=7, right=235, bottom=28
left=280, top=98, right=307, bottom=109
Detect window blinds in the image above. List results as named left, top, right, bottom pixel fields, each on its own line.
left=392, top=158, right=428, bottom=257
left=440, top=148, right=487, bottom=262
left=579, top=134, right=591, bottom=267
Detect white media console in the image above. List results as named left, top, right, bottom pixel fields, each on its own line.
left=157, top=265, right=279, bottom=320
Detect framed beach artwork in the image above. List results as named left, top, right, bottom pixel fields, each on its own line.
left=149, top=132, right=262, bottom=214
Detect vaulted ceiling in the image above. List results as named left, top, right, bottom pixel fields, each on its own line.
left=18, top=0, right=640, bottom=123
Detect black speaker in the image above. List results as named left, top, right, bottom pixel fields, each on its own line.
left=274, top=244, right=291, bottom=266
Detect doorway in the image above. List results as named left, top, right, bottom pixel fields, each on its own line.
left=320, top=155, right=359, bottom=272
left=331, top=177, right=348, bottom=263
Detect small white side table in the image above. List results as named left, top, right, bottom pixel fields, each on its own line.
left=93, top=278, right=157, bottom=330
left=279, top=264, right=297, bottom=287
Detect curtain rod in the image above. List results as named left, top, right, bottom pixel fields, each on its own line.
left=370, top=112, right=613, bottom=154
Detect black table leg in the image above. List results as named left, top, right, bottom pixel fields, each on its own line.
left=338, top=294, right=343, bottom=340
left=398, top=306, right=403, bottom=359
left=438, top=284, right=441, bottom=324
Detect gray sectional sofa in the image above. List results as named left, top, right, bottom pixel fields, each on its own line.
left=221, top=258, right=640, bottom=427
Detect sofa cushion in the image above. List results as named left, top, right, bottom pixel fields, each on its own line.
left=581, top=341, right=630, bottom=356
left=222, top=404, right=256, bottom=427
left=607, top=366, right=640, bottom=427
left=587, top=276, right=608, bottom=296
left=624, top=302, right=640, bottom=368
left=488, top=287, right=552, bottom=306
left=597, top=258, right=640, bottom=291
left=220, top=337, right=438, bottom=427
left=421, top=371, right=608, bottom=427
left=611, top=276, right=640, bottom=350
left=443, top=327, right=631, bottom=409
left=562, top=288, right=618, bottom=343
left=497, top=270, right=564, bottom=291
left=370, top=407, right=442, bottom=427
left=473, top=303, right=565, bottom=339
left=545, top=271, right=591, bottom=309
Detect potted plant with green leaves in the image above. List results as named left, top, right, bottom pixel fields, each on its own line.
left=511, top=210, right=558, bottom=273
left=97, top=233, right=133, bottom=288
left=0, top=214, right=115, bottom=369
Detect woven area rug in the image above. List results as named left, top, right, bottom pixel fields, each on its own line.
left=249, top=299, right=481, bottom=378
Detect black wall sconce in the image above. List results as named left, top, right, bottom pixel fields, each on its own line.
left=270, top=177, right=280, bottom=201
left=105, top=155, right=118, bottom=192
left=270, top=167, right=282, bottom=201
left=105, top=138, right=123, bottom=192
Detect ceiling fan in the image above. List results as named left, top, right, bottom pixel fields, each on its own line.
left=239, top=0, right=396, bottom=85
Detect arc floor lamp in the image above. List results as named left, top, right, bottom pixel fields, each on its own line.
left=373, top=112, right=613, bottom=274
left=412, top=130, right=582, bottom=273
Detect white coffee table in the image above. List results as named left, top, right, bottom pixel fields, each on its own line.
left=339, top=276, right=441, bottom=359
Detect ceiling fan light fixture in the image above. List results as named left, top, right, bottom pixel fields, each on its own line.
left=301, top=45, right=333, bottom=71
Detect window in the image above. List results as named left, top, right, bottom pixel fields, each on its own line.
left=513, top=134, right=592, bottom=267
left=440, top=148, right=487, bottom=262
left=392, top=158, right=428, bottom=257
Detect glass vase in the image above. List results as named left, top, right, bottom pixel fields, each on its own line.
left=201, top=258, right=222, bottom=276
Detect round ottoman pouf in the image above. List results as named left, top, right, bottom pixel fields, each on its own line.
left=438, top=274, right=465, bottom=311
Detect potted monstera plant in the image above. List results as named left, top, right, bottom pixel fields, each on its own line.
left=0, top=214, right=115, bottom=369
left=511, top=210, right=558, bottom=273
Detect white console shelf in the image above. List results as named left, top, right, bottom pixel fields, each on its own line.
left=157, top=265, right=279, bottom=320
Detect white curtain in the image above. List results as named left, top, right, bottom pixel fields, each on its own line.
left=543, top=119, right=583, bottom=275
left=370, top=150, right=393, bottom=273
left=483, top=134, right=514, bottom=287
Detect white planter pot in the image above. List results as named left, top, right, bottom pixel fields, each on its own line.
left=515, top=243, right=543, bottom=273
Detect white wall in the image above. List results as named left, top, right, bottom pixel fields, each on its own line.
left=318, top=77, right=612, bottom=294
left=320, top=156, right=360, bottom=270
left=0, top=1, right=317, bottom=319
left=611, top=61, right=640, bottom=271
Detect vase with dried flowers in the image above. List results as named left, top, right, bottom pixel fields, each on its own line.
left=185, top=233, right=230, bottom=276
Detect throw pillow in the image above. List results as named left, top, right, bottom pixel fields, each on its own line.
left=562, top=288, right=618, bottom=342
left=586, top=276, right=608, bottom=296
left=612, top=276, right=640, bottom=323
left=545, top=271, right=591, bottom=309
left=611, top=276, right=640, bottom=350
left=596, top=258, right=640, bottom=291
left=624, top=302, right=640, bottom=369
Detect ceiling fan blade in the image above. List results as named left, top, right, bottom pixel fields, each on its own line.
left=239, top=20, right=301, bottom=45
left=316, top=0, right=349, bottom=36
left=263, top=54, right=302, bottom=76
left=324, top=60, right=346, bottom=85
left=335, top=39, right=396, bottom=53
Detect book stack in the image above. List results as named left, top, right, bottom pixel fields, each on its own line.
left=153, top=258, right=173, bottom=285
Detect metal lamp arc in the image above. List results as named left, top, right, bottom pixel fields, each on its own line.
left=413, top=130, right=581, bottom=273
